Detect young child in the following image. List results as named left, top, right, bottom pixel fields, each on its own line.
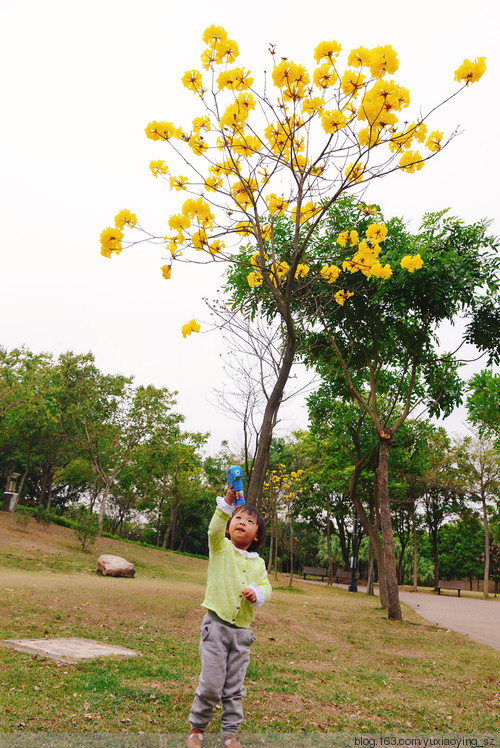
left=187, top=487, right=272, bottom=748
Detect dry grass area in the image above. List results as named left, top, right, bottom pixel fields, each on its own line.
left=0, top=512, right=499, bottom=735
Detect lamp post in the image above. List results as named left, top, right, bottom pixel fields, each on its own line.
left=348, top=509, right=358, bottom=592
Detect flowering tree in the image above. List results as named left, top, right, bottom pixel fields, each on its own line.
left=100, top=24, right=485, bottom=506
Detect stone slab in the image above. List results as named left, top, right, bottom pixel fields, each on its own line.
left=0, top=637, right=140, bottom=664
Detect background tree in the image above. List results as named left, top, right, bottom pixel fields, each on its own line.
left=57, top=352, right=183, bottom=536
left=452, top=434, right=500, bottom=598
left=279, top=201, right=500, bottom=619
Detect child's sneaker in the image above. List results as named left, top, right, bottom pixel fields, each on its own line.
left=186, top=729, right=204, bottom=747
left=223, top=735, right=242, bottom=747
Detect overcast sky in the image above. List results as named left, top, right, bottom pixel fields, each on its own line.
left=1, top=0, right=498, bottom=453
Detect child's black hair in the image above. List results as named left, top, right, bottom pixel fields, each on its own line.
left=225, top=505, right=267, bottom=553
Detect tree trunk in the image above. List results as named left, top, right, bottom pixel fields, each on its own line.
left=326, top=494, right=333, bottom=586
left=267, top=520, right=275, bottom=574
left=350, top=470, right=387, bottom=609
left=155, top=499, right=163, bottom=547
left=98, top=482, right=111, bottom=537
left=247, top=328, right=296, bottom=506
left=412, top=502, right=418, bottom=592
left=481, top=493, right=490, bottom=600
left=377, top=438, right=402, bottom=620
left=367, top=538, right=375, bottom=596
left=288, top=511, right=294, bottom=587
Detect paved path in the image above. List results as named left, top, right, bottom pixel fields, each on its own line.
left=301, top=579, right=500, bottom=651
left=398, top=589, right=500, bottom=651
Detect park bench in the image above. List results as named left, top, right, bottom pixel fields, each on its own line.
left=335, top=570, right=359, bottom=584
left=436, top=580, right=465, bottom=596
left=302, top=566, right=327, bottom=581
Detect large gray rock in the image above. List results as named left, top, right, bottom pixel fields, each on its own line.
left=96, top=554, right=135, bottom=577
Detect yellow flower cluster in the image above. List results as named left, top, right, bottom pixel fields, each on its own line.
left=145, top=121, right=180, bottom=141
left=320, top=264, right=341, bottom=284
left=201, top=25, right=239, bottom=70
left=292, top=202, right=321, bottom=225
left=454, top=57, right=486, bottom=85
left=266, top=194, right=289, bottom=216
left=335, top=289, right=354, bottom=306
left=100, top=210, right=137, bottom=258
left=217, top=68, right=254, bottom=91
left=182, top=319, right=201, bottom=338
left=150, top=160, right=168, bottom=178
left=100, top=227, right=124, bottom=258
left=400, top=254, right=423, bottom=272
left=340, top=222, right=392, bottom=280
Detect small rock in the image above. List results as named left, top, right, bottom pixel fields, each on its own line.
left=96, top=554, right=135, bottom=578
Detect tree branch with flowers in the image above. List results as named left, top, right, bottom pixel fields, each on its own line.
left=100, top=23, right=486, bottom=508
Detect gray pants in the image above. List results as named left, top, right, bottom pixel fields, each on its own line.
left=189, top=612, right=256, bottom=734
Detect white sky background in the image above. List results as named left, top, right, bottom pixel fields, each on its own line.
left=1, top=0, right=499, bottom=454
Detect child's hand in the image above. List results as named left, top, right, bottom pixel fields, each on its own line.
left=225, top=486, right=237, bottom=505
left=242, top=587, right=257, bottom=603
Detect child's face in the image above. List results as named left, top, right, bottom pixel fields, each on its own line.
left=228, top=509, right=259, bottom=551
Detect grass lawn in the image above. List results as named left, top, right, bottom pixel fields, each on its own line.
left=0, top=512, right=499, bottom=735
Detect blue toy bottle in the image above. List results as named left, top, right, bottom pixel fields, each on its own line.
left=227, top=465, right=246, bottom=508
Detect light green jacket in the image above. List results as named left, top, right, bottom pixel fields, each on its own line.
left=202, top=504, right=272, bottom=628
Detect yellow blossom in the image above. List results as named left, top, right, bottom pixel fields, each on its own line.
left=368, top=46, right=399, bottom=78
left=261, top=225, right=272, bottom=241
left=188, top=134, right=208, bottom=155
left=313, top=64, right=338, bottom=88
left=232, top=135, right=262, bottom=157
left=202, top=25, right=227, bottom=45
left=314, top=40, right=342, bottom=64
left=370, top=260, right=392, bottom=279
left=400, top=254, right=424, bottom=272
left=358, top=126, right=381, bottom=149
left=321, top=109, right=347, bottom=134
left=168, top=213, right=191, bottom=233
left=182, top=319, right=201, bottom=338
left=366, top=222, right=388, bottom=243
left=232, top=179, right=258, bottom=209
left=295, top=263, right=310, bottom=279
left=100, top=227, right=124, bottom=257
left=335, top=289, right=354, bottom=306
left=320, top=264, right=341, bottom=284
left=235, top=222, right=254, bottom=236
left=182, top=197, right=213, bottom=225
left=192, top=229, right=209, bottom=251
left=337, top=230, right=359, bottom=247
left=348, top=47, right=375, bottom=69
left=182, top=69, right=204, bottom=95
left=149, top=160, right=168, bottom=177
left=247, top=270, right=263, bottom=288
left=215, top=38, right=240, bottom=65
left=161, top=264, right=172, bottom=280
left=205, top=176, right=223, bottom=192
left=251, top=251, right=268, bottom=268
left=399, top=150, right=424, bottom=173
left=169, top=176, right=188, bottom=191
left=217, top=68, right=254, bottom=90
left=426, top=131, right=444, bottom=153
left=209, top=239, right=225, bottom=256
left=302, top=97, right=325, bottom=116
left=454, top=57, right=486, bottom=85
left=292, top=202, right=320, bottom=225
left=145, top=121, right=180, bottom=141
left=266, top=194, right=289, bottom=216
left=192, top=116, right=210, bottom=132
left=341, top=69, right=366, bottom=97
left=114, top=209, right=137, bottom=230
left=345, top=162, right=365, bottom=183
